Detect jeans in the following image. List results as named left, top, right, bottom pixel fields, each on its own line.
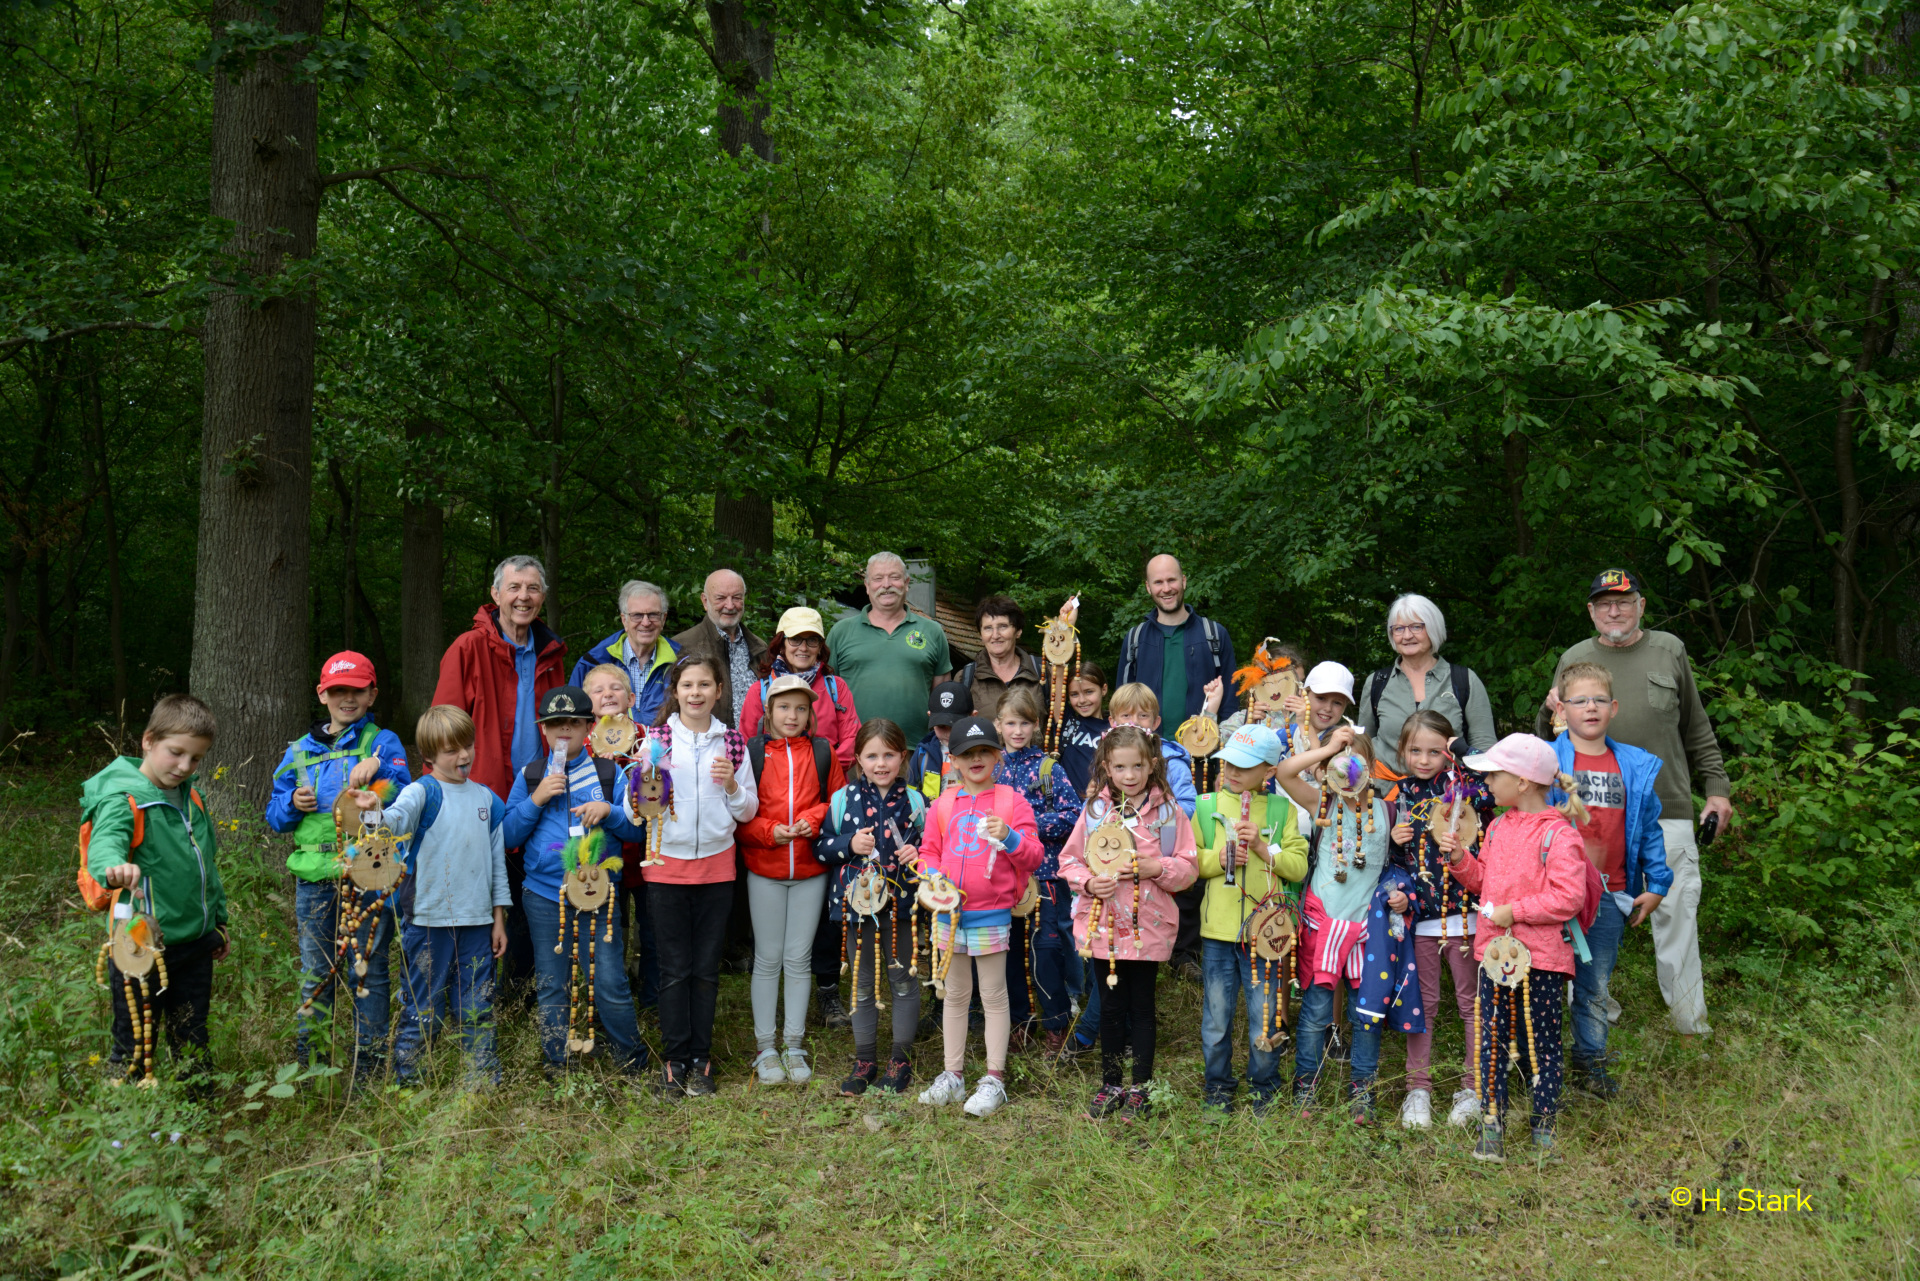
left=522, top=890, right=646, bottom=1071
left=111, top=929, right=217, bottom=1081
left=1573, top=896, right=1628, bottom=1063
left=294, top=877, right=394, bottom=1069
left=1025, top=882, right=1076, bottom=1032
left=1200, top=938, right=1282, bottom=1102
left=618, top=879, right=659, bottom=1008
left=746, top=872, right=828, bottom=1050
left=650, top=880, right=733, bottom=1064
left=1293, top=982, right=1380, bottom=1087
left=393, top=918, right=499, bottom=1084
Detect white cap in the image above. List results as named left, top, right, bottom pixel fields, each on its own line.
left=1302, top=661, right=1355, bottom=701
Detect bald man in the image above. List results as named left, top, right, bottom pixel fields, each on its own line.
left=1114, top=555, right=1234, bottom=725
left=670, top=567, right=769, bottom=728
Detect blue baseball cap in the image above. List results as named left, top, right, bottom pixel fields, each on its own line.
left=1219, top=723, right=1283, bottom=768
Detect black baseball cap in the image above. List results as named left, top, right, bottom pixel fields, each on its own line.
left=1587, top=568, right=1643, bottom=600
left=948, top=715, right=1001, bottom=753
left=537, top=685, right=593, bottom=722
left=927, top=680, right=972, bottom=727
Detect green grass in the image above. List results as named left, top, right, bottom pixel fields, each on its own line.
left=1, top=763, right=1915, bottom=1279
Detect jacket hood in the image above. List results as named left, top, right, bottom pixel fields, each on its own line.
left=83, top=755, right=182, bottom=807
left=470, top=602, right=564, bottom=658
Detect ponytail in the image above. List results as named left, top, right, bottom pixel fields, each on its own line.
left=1552, top=771, right=1590, bottom=826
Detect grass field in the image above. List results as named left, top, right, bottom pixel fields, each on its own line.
left=1, top=763, right=1915, bottom=1280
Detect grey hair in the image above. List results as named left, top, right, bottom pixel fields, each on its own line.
left=1386, top=593, right=1448, bottom=652
left=618, top=579, right=669, bottom=615
left=865, top=551, right=908, bottom=577
left=491, top=554, right=547, bottom=593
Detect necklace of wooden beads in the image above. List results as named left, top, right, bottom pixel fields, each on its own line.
left=1245, top=900, right=1298, bottom=1053
left=1077, top=806, right=1139, bottom=986
left=556, top=830, right=624, bottom=1056
left=1314, top=752, right=1375, bottom=883
left=1475, top=931, right=1536, bottom=1123
left=843, top=863, right=893, bottom=1012
left=625, top=727, right=674, bottom=867
left=1038, top=597, right=1081, bottom=754
left=94, top=887, right=169, bottom=1086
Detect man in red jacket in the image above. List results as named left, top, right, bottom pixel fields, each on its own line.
left=432, top=555, right=568, bottom=801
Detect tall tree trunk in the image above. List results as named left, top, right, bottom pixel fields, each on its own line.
left=1502, top=429, right=1534, bottom=557
left=399, top=417, right=445, bottom=736
left=543, top=355, right=565, bottom=636
left=192, top=0, right=322, bottom=800
left=87, top=370, right=129, bottom=715
left=330, top=455, right=358, bottom=650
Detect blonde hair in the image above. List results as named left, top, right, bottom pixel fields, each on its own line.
left=416, top=705, right=476, bottom=757
left=583, top=663, right=633, bottom=693
left=1552, top=771, right=1591, bottom=825
left=145, top=694, right=217, bottom=743
left=764, top=682, right=818, bottom=737
left=996, top=685, right=1045, bottom=726
left=1108, top=682, right=1161, bottom=721
left=1559, top=661, right=1614, bottom=698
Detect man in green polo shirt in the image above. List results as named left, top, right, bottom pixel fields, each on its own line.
left=828, top=552, right=953, bottom=744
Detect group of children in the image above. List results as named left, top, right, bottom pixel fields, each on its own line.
left=81, top=630, right=1671, bottom=1162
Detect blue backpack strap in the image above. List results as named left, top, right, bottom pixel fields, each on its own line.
left=830, top=787, right=847, bottom=832
left=906, top=786, right=926, bottom=829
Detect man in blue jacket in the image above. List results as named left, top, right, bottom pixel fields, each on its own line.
left=1549, top=661, right=1672, bottom=1101
left=570, top=580, right=681, bottom=727
left=1114, top=555, right=1233, bottom=725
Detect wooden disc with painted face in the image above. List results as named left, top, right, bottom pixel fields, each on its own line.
left=916, top=871, right=962, bottom=914
left=631, top=768, right=666, bottom=820
left=1247, top=905, right=1296, bottom=961
left=1481, top=932, right=1532, bottom=988
left=847, top=867, right=891, bottom=917
left=331, top=789, right=366, bottom=843
left=1083, top=817, right=1137, bottom=878
left=1041, top=615, right=1077, bottom=665
left=563, top=861, right=611, bottom=911
left=1012, top=876, right=1040, bottom=918
left=345, top=828, right=405, bottom=892
left=1252, top=669, right=1299, bottom=717
left=589, top=714, right=639, bottom=759
left=111, top=918, right=160, bottom=978
left=1175, top=715, right=1220, bottom=759
left=1438, top=794, right=1481, bottom=849
left=1322, top=750, right=1370, bottom=801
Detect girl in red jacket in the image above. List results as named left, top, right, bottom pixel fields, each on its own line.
left=1437, top=733, right=1590, bottom=1163
left=740, top=675, right=847, bottom=1085
left=905, top=716, right=1041, bottom=1118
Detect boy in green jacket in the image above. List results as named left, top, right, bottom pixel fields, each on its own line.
left=82, top=695, right=229, bottom=1081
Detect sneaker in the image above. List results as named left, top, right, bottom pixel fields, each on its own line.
left=684, top=1059, right=717, bottom=1098
left=781, top=1047, right=812, bottom=1084
left=1085, top=1083, right=1127, bottom=1120
left=1120, top=1084, right=1153, bottom=1122
left=878, top=1055, right=913, bottom=1094
left=1008, top=1024, right=1034, bottom=1054
left=1292, top=1081, right=1316, bottom=1118
left=1400, top=1088, right=1433, bottom=1130
left=963, top=1075, right=1008, bottom=1117
left=918, top=1070, right=966, bottom=1106
left=1041, top=1029, right=1070, bottom=1061
left=752, top=1049, right=786, bottom=1085
left=1531, top=1126, right=1555, bottom=1154
left=818, top=988, right=852, bottom=1030
left=1447, top=1088, right=1482, bottom=1128
left=840, top=1058, right=878, bottom=1097
left=654, top=1061, right=688, bottom=1100
left=1348, top=1081, right=1376, bottom=1125
left=1248, top=1092, right=1273, bottom=1119
left=1472, top=1121, right=1505, bottom=1163
left=1572, top=1059, right=1619, bottom=1101
left=1203, top=1092, right=1235, bottom=1117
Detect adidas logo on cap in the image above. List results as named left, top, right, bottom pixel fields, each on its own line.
left=963, top=723, right=985, bottom=739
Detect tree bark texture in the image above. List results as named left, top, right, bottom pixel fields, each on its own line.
left=191, top=0, right=322, bottom=799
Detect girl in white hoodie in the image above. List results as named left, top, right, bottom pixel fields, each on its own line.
left=626, top=655, right=757, bottom=1097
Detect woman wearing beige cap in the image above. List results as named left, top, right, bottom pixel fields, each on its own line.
left=738, top=606, right=860, bottom=767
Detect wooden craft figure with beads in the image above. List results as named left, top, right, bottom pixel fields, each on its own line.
left=624, top=728, right=674, bottom=867
left=1314, top=744, right=1376, bottom=884
left=1174, top=715, right=1220, bottom=794
left=1076, top=814, right=1139, bottom=985
left=555, top=827, right=624, bottom=1055
left=1244, top=901, right=1297, bottom=1052
left=297, top=778, right=405, bottom=1017
left=1474, top=931, right=1539, bottom=1120
left=843, top=863, right=893, bottom=1011
left=1232, top=639, right=1310, bottom=756
left=915, top=870, right=964, bottom=997
left=1037, top=596, right=1081, bottom=753
left=94, top=887, right=169, bottom=1085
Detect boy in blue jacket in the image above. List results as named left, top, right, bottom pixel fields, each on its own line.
left=503, top=685, right=649, bottom=1079
left=1549, top=661, right=1672, bottom=1100
left=907, top=680, right=971, bottom=800
left=266, top=652, right=414, bottom=1072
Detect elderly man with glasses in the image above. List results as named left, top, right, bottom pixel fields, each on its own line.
left=572, top=581, right=682, bottom=726
left=1537, top=569, right=1732, bottom=1039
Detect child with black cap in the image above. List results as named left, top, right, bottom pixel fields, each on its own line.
left=907, top=680, right=971, bottom=800
left=502, top=685, right=649, bottom=1081
left=905, top=715, right=1041, bottom=1117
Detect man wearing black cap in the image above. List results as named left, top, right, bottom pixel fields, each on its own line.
left=907, top=680, right=972, bottom=801
left=1538, top=570, right=1730, bottom=1037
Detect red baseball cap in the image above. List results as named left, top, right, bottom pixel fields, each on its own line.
left=317, top=651, right=377, bottom=690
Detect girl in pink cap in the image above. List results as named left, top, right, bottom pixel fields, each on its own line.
left=1436, top=733, right=1590, bottom=1163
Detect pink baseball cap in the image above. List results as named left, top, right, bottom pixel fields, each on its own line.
left=1462, top=733, right=1559, bottom=785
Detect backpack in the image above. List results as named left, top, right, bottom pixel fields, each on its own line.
left=829, top=784, right=926, bottom=834
left=1488, top=814, right=1604, bottom=963
left=1119, top=616, right=1224, bottom=689
left=76, top=788, right=208, bottom=912
left=1367, top=662, right=1474, bottom=736
left=521, top=755, right=619, bottom=805
left=745, top=734, right=832, bottom=790
left=410, top=776, right=507, bottom=848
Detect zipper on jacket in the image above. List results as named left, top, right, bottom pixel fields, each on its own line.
left=167, top=792, right=211, bottom=937
left=783, top=739, right=796, bottom=879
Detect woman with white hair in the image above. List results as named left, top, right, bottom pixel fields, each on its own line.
left=1356, top=593, right=1498, bottom=773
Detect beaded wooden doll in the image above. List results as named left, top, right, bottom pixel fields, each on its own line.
left=1011, top=874, right=1041, bottom=1020
left=337, top=824, right=406, bottom=998
left=1175, top=715, right=1221, bottom=795
left=1314, top=748, right=1376, bottom=883
left=1038, top=596, right=1081, bottom=753
left=625, top=728, right=673, bottom=867
left=915, top=871, right=964, bottom=998
left=1077, top=814, right=1139, bottom=987
left=843, top=864, right=893, bottom=1012
left=1245, top=903, right=1297, bottom=1053
left=1474, top=931, right=1540, bottom=1122
left=556, top=828, right=624, bottom=1055
left=94, top=887, right=169, bottom=1085
left=1232, top=639, right=1309, bottom=753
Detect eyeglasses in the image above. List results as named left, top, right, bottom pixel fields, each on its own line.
left=1563, top=696, right=1611, bottom=709
left=623, top=611, right=664, bottom=624
left=1591, top=597, right=1641, bottom=616
left=1389, top=623, right=1427, bottom=637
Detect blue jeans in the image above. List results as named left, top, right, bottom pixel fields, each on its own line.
left=294, top=877, right=394, bottom=1069
left=1293, top=982, right=1380, bottom=1087
left=523, top=890, right=647, bottom=1071
left=1201, top=938, right=1282, bottom=1102
left=1573, top=896, right=1628, bottom=1063
left=1010, top=881, right=1075, bottom=1032
left=393, top=917, right=499, bottom=1084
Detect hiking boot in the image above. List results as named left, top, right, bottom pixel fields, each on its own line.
left=818, top=987, right=852, bottom=1030
left=780, top=1047, right=812, bottom=1085
left=1203, top=1091, right=1235, bottom=1117
left=1120, top=1084, right=1153, bottom=1122
left=1349, top=1081, right=1376, bottom=1125
left=683, top=1058, right=717, bottom=1098
left=918, top=1070, right=966, bottom=1106
left=1472, top=1121, right=1505, bottom=1163
left=1042, top=1029, right=1070, bottom=1061
left=1085, top=1083, right=1127, bottom=1120
left=1572, top=1059, right=1619, bottom=1101
left=963, top=1075, right=1008, bottom=1117
left=1447, top=1088, right=1482, bottom=1128
left=878, top=1055, right=913, bottom=1094
left=654, top=1061, right=688, bottom=1100
left=752, top=1049, right=786, bottom=1085
left=840, top=1058, right=878, bottom=1097
left=1400, top=1087, right=1433, bottom=1130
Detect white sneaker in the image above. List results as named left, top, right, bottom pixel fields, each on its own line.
left=781, top=1047, right=811, bottom=1084
left=1400, top=1088, right=1433, bottom=1129
left=752, top=1049, right=786, bottom=1085
left=918, top=1070, right=966, bottom=1106
left=1447, top=1088, right=1482, bottom=1128
left=963, top=1075, right=1008, bottom=1117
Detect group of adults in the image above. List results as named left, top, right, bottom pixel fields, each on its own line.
left=431, top=549, right=1724, bottom=1038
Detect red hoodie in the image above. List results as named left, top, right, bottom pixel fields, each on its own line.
left=739, top=735, right=847, bottom=880
left=432, top=603, right=567, bottom=801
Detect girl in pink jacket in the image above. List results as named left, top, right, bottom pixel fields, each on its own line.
left=1059, top=725, right=1198, bottom=1123
left=906, top=716, right=1041, bottom=1118
left=1438, top=733, right=1590, bottom=1163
